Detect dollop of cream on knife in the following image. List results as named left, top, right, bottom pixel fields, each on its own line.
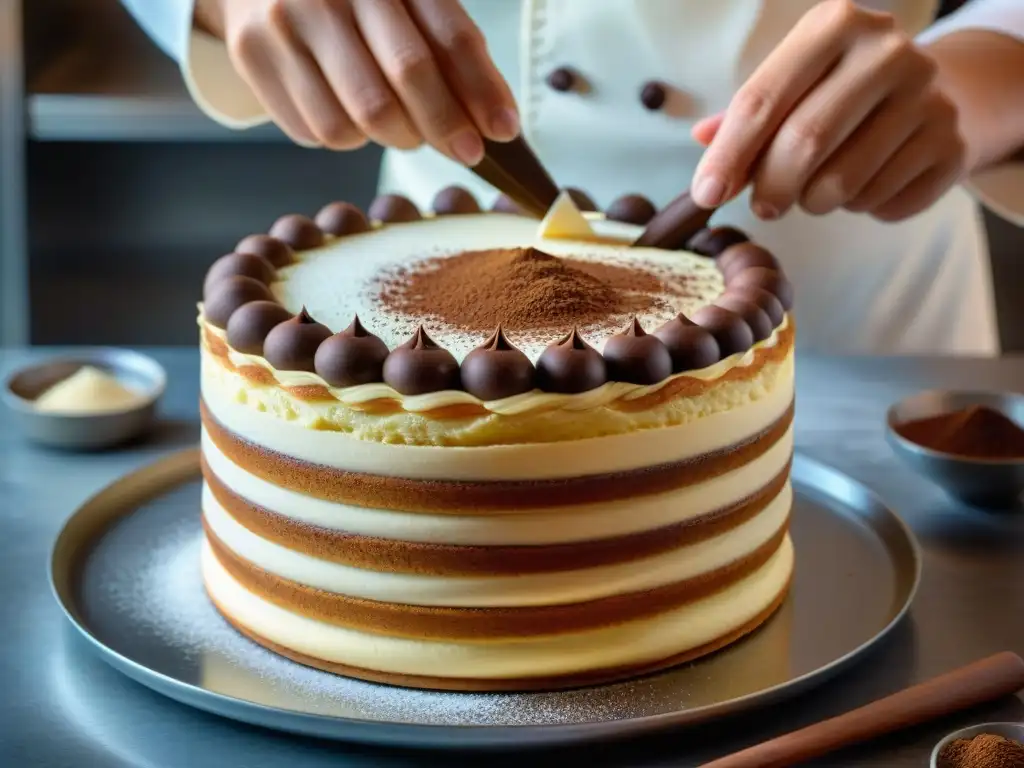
left=537, top=191, right=597, bottom=240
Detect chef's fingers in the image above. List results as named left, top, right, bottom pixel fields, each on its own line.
left=287, top=0, right=422, bottom=150
left=870, top=157, right=964, bottom=222
left=691, top=113, right=723, bottom=147
left=260, top=5, right=370, bottom=150
left=690, top=0, right=865, bottom=208
left=225, top=13, right=320, bottom=146
left=750, top=32, right=935, bottom=219
left=800, top=85, right=944, bottom=216
left=844, top=119, right=965, bottom=215
left=351, top=0, right=483, bottom=166
left=406, top=0, right=520, bottom=141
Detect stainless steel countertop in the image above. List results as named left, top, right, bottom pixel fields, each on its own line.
left=3, top=348, right=1023, bottom=767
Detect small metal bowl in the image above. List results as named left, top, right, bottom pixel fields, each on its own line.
left=2, top=348, right=166, bottom=450
left=931, top=721, right=1024, bottom=767
left=886, top=390, right=1024, bottom=511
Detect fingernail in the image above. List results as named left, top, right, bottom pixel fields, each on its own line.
left=489, top=108, right=520, bottom=140
left=451, top=130, right=485, bottom=166
left=753, top=201, right=780, bottom=220
left=289, top=131, right=320, bottom=149
left=693, top=174, right=726, bottom=208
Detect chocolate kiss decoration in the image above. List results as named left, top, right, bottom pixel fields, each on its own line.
left=235, top=234, right=294, bottom=268
left=692, top=305, right=755, bottom=357
left=715, top=295, right=774, bottom=342
left=203, top=252, right=275, bottom=297
left=491, top=194, right=526, bottom=215
left=565, top=187, right=598, bottom=212
left=368, top=194, right=422, bottom=224
left=729, top=286, right=785, bottom=326
left=461, top=326, right=536, bottom=401
left=204, top=275, right=274, bottom=329
left=315, top=202, right=370, bottom=237
left=432, top=186, right=481, bottom=215
left=262, top=307, right=333, bottom=372
left=652, top=314, right=721, bottom=372
left=536, top=328, right=607, bottom=394
left=717, top=243, right=780, bottom=281
left=729, top=267, right=794, bottom=310
left=602, top=318, right=673, bottom=385
left=686, top=226, right=750, bottom=258
left=382, top=326, right=460, bottom=395
left=226, top=300, right=293, bottom=355
left=269, top=214, right=325, bottom=251
left=314, top=316, right=390, bottom=387
left=606, top=194, right=657, bottom=226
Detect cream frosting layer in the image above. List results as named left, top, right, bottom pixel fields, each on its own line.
left=201, top=427, right=793, bottom=545
left=201, top=314, right=790, bottom=416
left=201, top=482, right=791, bottom=608
left=271, top=213, right=724, bottom=364
left=199, top=359, right=794, bottom=480
left=202, top=533, right=795, bottom=679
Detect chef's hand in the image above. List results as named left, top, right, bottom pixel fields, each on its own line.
left=690, top=0, right=966, bottom=223
left=195, top=0, right=519, bottom=164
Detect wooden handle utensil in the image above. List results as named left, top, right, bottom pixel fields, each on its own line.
left=699, top=651, right=1024, bottom=768
left=470, top=137, right=561, bottom=218
left=633, top=190, right=716, bottom=249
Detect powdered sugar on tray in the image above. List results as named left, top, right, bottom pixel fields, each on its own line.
left=83, top=482, right=667, bottom=727
left=72, top=447, right=906, bottom=735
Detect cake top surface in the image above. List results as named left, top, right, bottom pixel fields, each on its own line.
left=199, top=188, right=793, bottom=400
left=272, top=213, right=722, bottom=364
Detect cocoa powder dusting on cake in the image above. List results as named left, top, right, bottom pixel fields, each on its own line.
left=377, top=246, right=686, bottom=333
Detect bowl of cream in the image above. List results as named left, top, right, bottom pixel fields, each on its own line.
left=2, top=348, right=166, bottom=449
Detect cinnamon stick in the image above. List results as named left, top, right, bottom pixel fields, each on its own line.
left=699, top=652, right=1024, bottom=768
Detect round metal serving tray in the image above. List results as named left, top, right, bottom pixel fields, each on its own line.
left=50, top=448, right=921, bottom=750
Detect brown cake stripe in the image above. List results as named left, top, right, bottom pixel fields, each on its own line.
left=204, top=523, right=788, bottom=640
left=203, top=457, right=791, bottom=574
left=199, top=399, right=794, bottom=512
left=202, top=319, right=795, bottom=416
left=207, top=574, right=792, bottom=692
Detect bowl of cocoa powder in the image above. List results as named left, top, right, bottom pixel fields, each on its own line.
left=887, top=390, right=1024, bottom=510
left=931, top=721, right=1024, bottom=768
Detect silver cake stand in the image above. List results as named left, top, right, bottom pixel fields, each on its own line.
left=49, top=448, right=920, bottom=750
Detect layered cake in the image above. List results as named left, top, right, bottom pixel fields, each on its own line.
left=198, top=186, right=796, bottom=691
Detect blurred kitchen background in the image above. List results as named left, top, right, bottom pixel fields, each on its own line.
left=1, top=0, right=1021, bottom=350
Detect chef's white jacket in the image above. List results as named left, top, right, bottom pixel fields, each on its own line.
left=122, top=0, right=1024, bottom=355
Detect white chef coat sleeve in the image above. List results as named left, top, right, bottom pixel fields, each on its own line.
left=917, top=0, right=1024, bottom=225
left=119, top=0, right=270, bottom=129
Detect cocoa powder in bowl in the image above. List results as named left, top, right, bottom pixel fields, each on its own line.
left=894, top=405, right=1024, bottom=460
left=936, top=732, right=1024, bottom=768
left=377, top=246, right=685, bottom=333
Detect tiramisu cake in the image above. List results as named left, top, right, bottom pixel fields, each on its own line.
left=198, top=185, right=796, bottom=691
